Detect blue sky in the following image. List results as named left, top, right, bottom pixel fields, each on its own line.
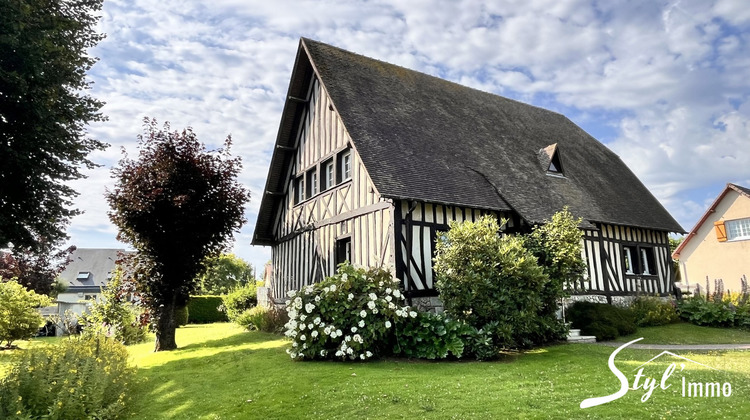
left=66, top=0, right=750, bottom=274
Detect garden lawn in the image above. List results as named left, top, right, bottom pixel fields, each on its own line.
left=125, top=323, right=750, bottom=419
left=616, top=322, right=750, bottom=344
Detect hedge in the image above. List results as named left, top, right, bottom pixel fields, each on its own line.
left=187, top=296, right=228, bottom=323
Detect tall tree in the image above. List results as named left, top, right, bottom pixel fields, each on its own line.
left=107, top=119, right=250, bottom=351
left=0, top=243, right=75, bottom=295
left=197, top=253, right=254, bottom=295
left=0, top=0, right=107, bottom=251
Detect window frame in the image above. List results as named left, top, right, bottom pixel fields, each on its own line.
left=726, top=218, right=750, bottom=241
left=322, top=158, right=335, bottom=191
left=622, top=244, right=657, bottom=277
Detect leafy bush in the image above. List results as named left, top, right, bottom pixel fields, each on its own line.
left=222, top=283, right=257, bottom=321
left=235, top=306, right=288, bottom=333
left=284, top=264, right=408, bottom=360
left=630, top=296, right=679, bottom=326
left=0, top=335, right=136, bottom=419
left=567, top=301, right=637, bottom=341
left=525, top=207, right=586, bottom=343
left=175, top=305, right=189, bottom=327
left=677, top=297, right=735, bottom=327
left=80, top=269, right=147, bottom=345
left=187, top=296, right=228, bottom=323
left=0, top=278, right=52, bottom=348
left=393, top=311, right=473, bottom=359
left=433, top=216, right=552, bottom=349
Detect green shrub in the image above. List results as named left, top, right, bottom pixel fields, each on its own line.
left=0, top=335, right=136, bottom=419
left=235, top=306, right=288, bottom=333
left=0, top=278, right=52, bottom=348
left=433, top=216, right=552, bottom=349
left=677, top=296, right=735, bottom=327
left=567, top=301, right=637, bottom=341
left=393, top=311, right=473, bottom=359
left=222, top=283, right=258, bottom=321
left=630, top=296, right=679, bottom=326
left=175, top=305, right=189, bottom=327
left=80, top=269, right=147, bottom=345
left=284, top=263, right=407, bottom=360
left=187, top=296, right=228, bottom=323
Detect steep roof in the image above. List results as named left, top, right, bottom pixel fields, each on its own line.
left=673, top=183, right=750, bottom=258
left=253, top=39, right=683, bottom=244
left=58, top=248, right=130, bottom=291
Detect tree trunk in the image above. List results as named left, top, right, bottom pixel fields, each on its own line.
left=154, top=296, right=178, bottom=351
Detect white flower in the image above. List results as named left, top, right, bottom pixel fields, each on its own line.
left=300, top=334, right=306, bottom=341
left=347, top=293, right=354, bottom=301
left=300, top=314, right=307, bottom=322
left=302, top=343, right=307, bottom=350
left=288, top=310, right=298, bottom=319
left=367, top=301, right=376, bottom=310
left=341, top=343, right=348, bottom=351
left=330, top=284, right=337, bottom=292
left=353, top=334, right=362, bottom=343
left=346, top=347, right=353, bottom=354
left=320, top=349, right=327, bottom=357
left=385, top=321, right=392, bottom=328
left=393, top=290, right=401, bottom=298
left=335, top=350, right=344, bottom=357
left=286, top=348, right=292, bottom=354
left=311, top=330, right=319, bottom=338
left=341, top=273, right=348, bottom=282
left=409, top=311, right=417, bottom=318
left=314, top=317, right=321, bottom=325
left=385, top=296, right=392, bottom=302
left=385, top=288, right=392, bottom=294
left=388, top=302, right=396, bottom=309
left=368, top=293, right=377, bottom=301
left=315, top=295, right=321, bottom=303
left=358, top=320, right=365, bottom=328
left=323, top=327, right=331, bottom=335
left=366, top=351, right=373, bottom=358
left=379, top=281, right=384, bottom=286
left=287, top=320, right=298, bottom=329
left=308, top=323, right=314, bottom=330
left=288, top=290, right=297, bottom=298
left=351, top=327, right=358, bottom=333
left=335, top=329, right=342, bottom=337
left=323, top=287, right=330, bottom=293
left=372, top=307, right=379, bottom=314
left=345, top=335, right=352, bottom=342
left=360, top=310, right=367, bottom=318
left=360, top=354, right=366, bottom=360
left=305, top=285, right=314, bottom=295
left=292, top=341, right=298, bottom=347
left=285, top=300, right=291, bottom=306
left=300, top=323, right=306, bottom=331
left=395, top=310, right=403, bottom=317
left=305, top=303, right=315, bottom=313
left=290, top=352, right=297, bottom=359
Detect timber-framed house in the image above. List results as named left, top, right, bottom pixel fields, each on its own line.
left=252, top=38, right=685, bottom=305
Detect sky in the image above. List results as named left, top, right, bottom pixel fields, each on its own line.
left=66, top=0, right=750, bottom=275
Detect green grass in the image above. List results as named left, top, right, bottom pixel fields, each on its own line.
left=616, top=322, right=750, bottom=344
left=124, top=323, right=750, bottom=419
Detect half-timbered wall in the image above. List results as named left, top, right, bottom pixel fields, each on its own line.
left=577, top=223, right=673, bottom=296
left=394, top=200, right=518, bottom=297
left=270, top=77, right=393, bottom=300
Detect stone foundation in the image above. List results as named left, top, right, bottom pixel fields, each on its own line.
left=410, top=296, right=444, bottom=314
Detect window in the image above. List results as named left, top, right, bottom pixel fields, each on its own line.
left=322, top=159, right=334, bottom=190
left=306, top=168, right=318, bottom=198
left=77, top=272, right=91, bottom=281
left=623, top=245, right=656, bottom=276
left=294, top=176, right=305, bottom=204
left=726, top=218, right=750, bottom=241
left=335, top=237, right=351, bottom=266
left=337, top=150, right=352, bottom=182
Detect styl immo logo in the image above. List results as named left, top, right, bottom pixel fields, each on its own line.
left=581, top=338, right=732, bottom=408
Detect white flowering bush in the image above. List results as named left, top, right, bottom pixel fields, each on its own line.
left=284, top=263, right=417, bottom=361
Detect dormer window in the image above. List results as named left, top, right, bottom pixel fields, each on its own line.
left=77, top=271, right=91, bottom=281
left=539, top=143, right=564, bottom=177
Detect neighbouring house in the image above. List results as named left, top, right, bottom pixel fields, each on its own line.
left=672, top=183, right=750, bottom=294
left=55, top=248, right=130, bottom=325
left=252, top=38, right=684, bottom=309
